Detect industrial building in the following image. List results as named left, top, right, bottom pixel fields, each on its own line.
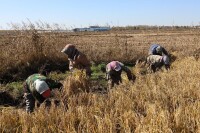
left=73, top=26, right=111, bottom=32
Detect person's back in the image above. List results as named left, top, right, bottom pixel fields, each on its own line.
left=106, top=61, right=134, bottom=89
left=61, top=44, right=91, bottom=76
left=148, top=44, right=169, bottom=56
left=146, top=55, right=170, bottom=72
left=69, top=52, right=91, bottom=74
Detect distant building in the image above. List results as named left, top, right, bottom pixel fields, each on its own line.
left=73, top=26, right=111, bottom=32
left=73, top=28, right=91, bottom=32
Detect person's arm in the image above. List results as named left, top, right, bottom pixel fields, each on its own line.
left=162, top=47, right=169, bottom=56
left=85, top=66, right=92, bottom=76
left=46, top=79, right=63, bottom=90
left=148, top=44, right=157, bottom=55
left=23, top=82, right=29, bottom=93
left=118, top=62, right=134, bottom=81
left=122, top=66, right=134, bottom=80
left=78, top=54, right=92, bottom=76
left=23, top=81, right=30, bottom=98
left=148, top=49, right=154, bottom=55
left=106, top=64, right=111, bottom=80
left=68, top=59, right=74, bottom=71
left=165, top=64, right=170, bottom=70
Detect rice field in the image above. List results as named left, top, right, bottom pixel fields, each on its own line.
left=0, top=27, right=200, bottom=132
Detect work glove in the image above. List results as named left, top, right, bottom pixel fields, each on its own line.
left=23, top=93, right=28, bottom=98
left=69, top=66, right=74, bottom=72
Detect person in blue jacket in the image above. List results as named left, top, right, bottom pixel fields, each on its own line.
left=148, top=44, right=169, bottom=56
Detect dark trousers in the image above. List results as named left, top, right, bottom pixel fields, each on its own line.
left=108, top=78, right=122, bottom=89
left=24, top=93, right=35, bottom=113
left=24, top=93, right=52, bottom=113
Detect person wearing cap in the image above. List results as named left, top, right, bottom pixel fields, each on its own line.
left=146, top=55, right=170, bottom=72
left=23, top=74, right=62, bottom=113
left=61, top=44, right=92, bottom=76
left=106, top=61, right=135, bottom=89
left=148, top=44, right=169, bottom=56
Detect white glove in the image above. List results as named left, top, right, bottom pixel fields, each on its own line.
left=69, top=66, right=73, bottom=72
left=23, top=93, right=28, bottom=98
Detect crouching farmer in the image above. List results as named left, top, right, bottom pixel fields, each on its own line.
left=106, top=61, right=135, bottom=89
left=146, top=55, right=170, bottom=72
left=23, top=74, right=62, bottom=113
left=148, top=44, right=169, bottom=56
left=61, top=44, right=92, bottom=76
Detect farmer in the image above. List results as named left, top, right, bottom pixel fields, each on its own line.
left=148, top=44, right=169, bottom=56
left=146, top=55, right=170, bottom=72
left=61, top=44, right=92, bottom=76
left=23, top=74, right=62, bottom=113
left=106, top=61, right=135, bottom=89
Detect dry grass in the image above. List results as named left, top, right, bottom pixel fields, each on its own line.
left=0, top=56, right=200, bottom=133
left=1, top=25, right=200, bottom=132
left=1, top=26, right=200, bottom=82
left=62, top=69, right=91, bottom=96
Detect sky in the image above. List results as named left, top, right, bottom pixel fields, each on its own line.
left=0, top=0, right=200, bottom=29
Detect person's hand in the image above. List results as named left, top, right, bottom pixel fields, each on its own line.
left=129, top=74, right=136, bottom=82
left=165, top=65, right=170, bottom=70
left=23, top=93, right=28, bottom=98
left=69, top=66, right=73, bottom=72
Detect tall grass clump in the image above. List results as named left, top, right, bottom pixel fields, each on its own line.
left=0, top=22, right=69, bottom=82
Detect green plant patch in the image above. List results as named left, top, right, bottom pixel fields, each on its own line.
left=5, top=81, right=24, bottom=98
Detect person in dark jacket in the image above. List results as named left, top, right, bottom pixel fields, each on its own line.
left=61, top=44, right=92, bottom=76
left=23, top=74, right=62, bottom=113
left=106, top=61, right=135, bottom=89
left=148, top=44, right=169, bottom=56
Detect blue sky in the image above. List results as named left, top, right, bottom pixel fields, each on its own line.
left=0, top=0, right=200, bottom=29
